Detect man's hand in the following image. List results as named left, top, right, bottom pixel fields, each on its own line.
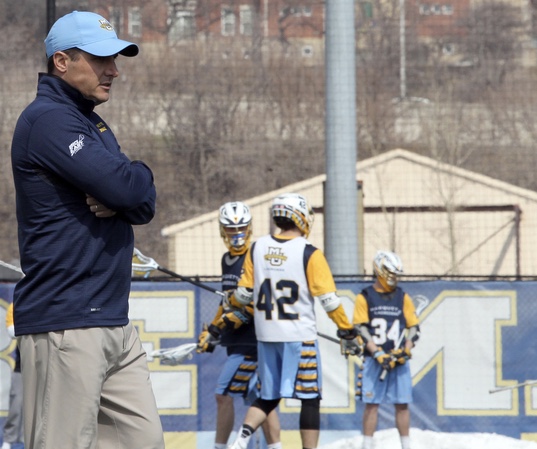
left=391, top=347, right=412, bottom=365
left=336, top=327, right=359, bottom=340
left=216, top=305, right=253, bottom=331
left=340, top=338, right=364, bottom=358
left=373, top=349, right=395, bottom=371
left=196, top=323, right=221, bottom=353
left=86, top=195, right=116, bottom=218
left=337, top=327, right=364, bottom=361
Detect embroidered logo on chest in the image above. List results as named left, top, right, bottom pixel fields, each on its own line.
left=96, top=122, right=108, bottom=133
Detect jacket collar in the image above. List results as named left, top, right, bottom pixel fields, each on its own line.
left=37, top=73, right=96, bottom=115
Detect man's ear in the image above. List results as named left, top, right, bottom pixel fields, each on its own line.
left=52, top=51, right=70, bottom=74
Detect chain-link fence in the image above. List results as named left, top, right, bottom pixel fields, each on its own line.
left=1, top=0, right=536, bottom=278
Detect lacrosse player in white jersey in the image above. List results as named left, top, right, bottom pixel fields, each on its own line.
left=227, top=193, right=361, bottom=449
left=353, top=250, right=420, bottom=449
left=197, top=201, right=281, bottom=449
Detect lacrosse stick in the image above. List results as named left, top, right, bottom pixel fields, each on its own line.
left=317, top=331, right=340, bottom=344
left=151, top=342, right=198, bottom=366
left=489, top=380, right=537, bottom=394
left=379, top=294, right=430, bottom=381
left=0, top=260, right=23, bottom=274
left=132, top=248, right=225, bottom=297
left=380, top=329, right=406, bottom=381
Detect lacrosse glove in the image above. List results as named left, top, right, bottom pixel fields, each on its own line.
left=340, top=338, right=364, bottom=359
left=337, top=327, right=364, bottom=358
left=390, top=347, right=412, bottom=366
left=216, top=304, right=254, bottom=332
left=373, top=349, right=396, bottom=371
left=197, top=323, right=221, bottom=353
left=336, top=326, right=359, bottom=340
left=340, top=338, right=364, bottom=358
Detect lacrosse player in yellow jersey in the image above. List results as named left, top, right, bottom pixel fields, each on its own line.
left=353, top=251, right=420, bottom=449
left=228, top=193, right=361, bottom=449
left=196, top=201, right=281, bottom=449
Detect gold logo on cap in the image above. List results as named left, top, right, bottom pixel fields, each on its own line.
left=98, top=19, right=114, bottom=31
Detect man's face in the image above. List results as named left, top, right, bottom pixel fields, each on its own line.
left=60, top=51, right=119, bottom=105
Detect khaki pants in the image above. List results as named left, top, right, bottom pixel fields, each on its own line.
left=19, top=323, right=164, bottom=449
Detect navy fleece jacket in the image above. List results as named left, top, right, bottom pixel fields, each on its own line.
left=11, top=74, right=156, bottom=335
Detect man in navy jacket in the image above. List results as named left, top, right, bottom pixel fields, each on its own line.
left=11, top=11, right=163, bottom=449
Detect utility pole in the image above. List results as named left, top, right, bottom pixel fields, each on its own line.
left=46, top=0, right=56, bottom=33
left=324, top=0, right=360, bottom=276
left=400, top=0, right=406, bottom=99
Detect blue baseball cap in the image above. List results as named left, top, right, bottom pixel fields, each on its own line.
left=45, top=11, right=139, bottom=58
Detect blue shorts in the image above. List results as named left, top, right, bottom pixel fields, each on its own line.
left=257, top=341, right=322, bottom=400
left=215, top=353, right=259, bottom=405
left=360, top=357, right=412, bottom=404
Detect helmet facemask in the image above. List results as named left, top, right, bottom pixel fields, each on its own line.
left=221, top=224, right=251, bottom=254
left=219, top=202, right=252, bottom=255
left=373, top=250, right=403, bottom=292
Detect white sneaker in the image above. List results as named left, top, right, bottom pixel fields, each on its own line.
left=1, top=442, right=12, bottom=449
left=227, top=440, right=247, bottom=449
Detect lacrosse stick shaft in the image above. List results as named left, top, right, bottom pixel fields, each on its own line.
left=489, top=380, right=537, bottom=394
left=156, top=266, right=225, bottom=297
left=0, top=260, right=23, bottom=274
left=380, top=329, right=406, bottom=381
left=317, top=331, right=340, bottom=344
left=132, top=248, right=225, bottom=297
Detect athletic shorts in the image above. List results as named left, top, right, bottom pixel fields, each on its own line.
left=360, top=357, right=413, bottom=404
left=257, top=340, right=322, bottom=400
left=215, top=353, right=260, bottom=405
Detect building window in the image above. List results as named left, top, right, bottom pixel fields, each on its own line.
left=280, top=6, right=311, bottom=17
left=431, top=4, right=442, bottom=15
left=221, top=6, right=235, bottom=36
left=169, top=11, right=195, bottom=41
left=240, top=5, right=253, bottom=36
left=360, top=2, right=373, bottom=19
left=419, top=4, right=430, bottom=15
left=301, top=45, right=313, bottom=58
left=442, top=43, right=454, bottom=55
left=108, top=7, right=122, bottom=34
left=128, top=7, right=142, bottom=38
left=442, top=5, right=453, bottom=15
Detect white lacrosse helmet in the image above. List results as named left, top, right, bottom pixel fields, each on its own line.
left=271, top=193, right=314, bottom=237
left=219, top=201, right=252, bottom=254
left=373, top=250, right=403, bottom=291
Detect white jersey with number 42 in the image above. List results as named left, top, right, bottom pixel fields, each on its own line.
left=251, top=235, right=321, bottom=342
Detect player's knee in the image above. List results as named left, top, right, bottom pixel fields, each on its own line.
left=215, top=393, right=233, bottom=407
left=299, top=398, right=320, bottom=430
left=252, top=398, right=281, bottom=416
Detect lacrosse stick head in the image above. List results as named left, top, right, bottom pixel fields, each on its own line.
left=151, top=343, right=197, bottom=366
left=132, top=248, right=159, bottom=278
